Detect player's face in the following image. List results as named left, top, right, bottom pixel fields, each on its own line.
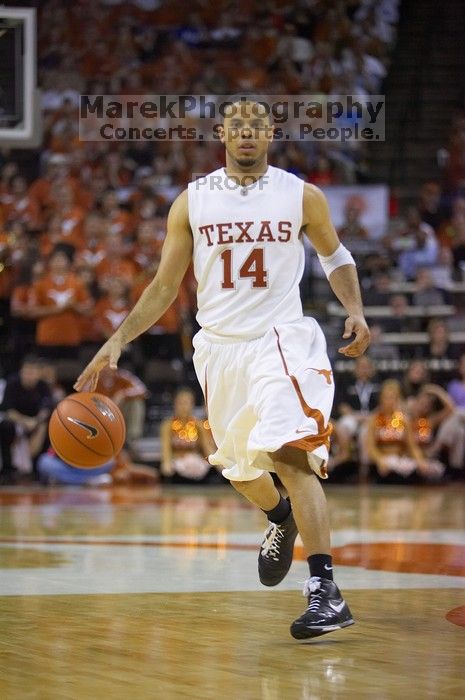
left=219, top=102, right=273, bottom=169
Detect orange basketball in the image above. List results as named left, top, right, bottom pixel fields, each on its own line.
left=48, top=392, right=126, bottom=469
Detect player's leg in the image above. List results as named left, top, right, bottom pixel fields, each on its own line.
left=230, top=472, right=299, bottom=586
left=273, top=446, right=330, bottom=555
left=273, top=445, right=354, bottom=639
left=230, top=471, right=279, bottom=510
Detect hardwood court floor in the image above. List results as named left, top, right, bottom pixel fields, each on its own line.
left=0, top=484, right=464, bottom=699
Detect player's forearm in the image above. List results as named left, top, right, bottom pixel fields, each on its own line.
left=328, top=264, right=365, bottom=317
left=114, top=281, right=177, bottom=345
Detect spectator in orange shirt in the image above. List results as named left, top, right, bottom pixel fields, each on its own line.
left=1, top=176, right=40, bottom=231
left=95, top=366, right=148, bottom=442
left=95, top=235, right=137, bottom=291
left=10, top=259, right=45, bottom=362
left=75, top=214, right=106, bottom=270
left=75, top=263, right=101, bottom=345
left=131, top=260, right=189, bottom=360
left=100, top=189, right=134, bottom=238
left=133, top=220, right=163, bottom=271
left=28, top=245, right=92, bottom=358
left=94, top=277, right=130, bottom=340
left=28, top=154, right=91, bottom=224
left=48, top=182, right=86, bottom=249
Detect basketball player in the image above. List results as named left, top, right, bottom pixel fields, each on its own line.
left=75, top=99, right=370, bottom=639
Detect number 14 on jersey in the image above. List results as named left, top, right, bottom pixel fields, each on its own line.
left=220, top=248, right=268, bottom=289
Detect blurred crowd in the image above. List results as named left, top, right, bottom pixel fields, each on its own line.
left=2, top=0, right=465, bottom=485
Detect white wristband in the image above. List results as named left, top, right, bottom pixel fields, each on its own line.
left=317, top=243, right=355, bottom=279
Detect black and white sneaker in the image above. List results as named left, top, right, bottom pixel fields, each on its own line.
left=258, top=508, right=298, bottom=586
left=290, top=576, right=355, bottom=639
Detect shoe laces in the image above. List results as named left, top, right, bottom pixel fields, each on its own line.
left=303, top=576, right=323, bottom=612
left=261, top=522, right=285, bottom=561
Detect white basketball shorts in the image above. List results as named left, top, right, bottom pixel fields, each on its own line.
left=192, top=317, right=334, bottom=482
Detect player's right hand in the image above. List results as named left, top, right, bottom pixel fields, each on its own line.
left=73, top=337, right=122, bottom=392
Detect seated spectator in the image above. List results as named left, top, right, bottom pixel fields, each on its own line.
left=450, top=213, right=465, bottom=272
left=437, top=204, right=465, bottom=251
left=49, top=182, right=86, bottom=250
left=94, top=277, right=131, bottom=340
left=309, top=155, right=335, bottom=186
left=327, top=421, right=358, bottom=482
left=0, top=356, right=52, bottom=482
left=160, top=387, right=217, bottom=483
left=363, top=272, right=391, bottom=306
left=28, top=153, right=91, bottom=224
left=37, top=448, right=157, bottom=486
left=334, top=355, right=379, bottom=457
left=28, top=245, right=92, bottom=359
left=10, top=259, right=44, bottom=361
left=95, top=367, right=148, bottom=443
left=133, top=220, right=163, bottom=270
left=402, top=359, right=430, bottom=402
left=334, top=356, right=379, bottom=472
left=417, top=181, right=447, bottom=231
left=366, top=379, right=444, bottom=482
left=384, top=207, right=439, bottom=280
left=429, top=246, right=455, bottom=292
left=95, top=235, right=137, bottom=290
left=447, top=354, right=465, bottom=408
left=382, top=294, right=419, bottom=334
left=412, top=268, right=445, bottom=307
left=366, top=324, right=400, bottom=361
left=132, top=261, right=190, bottom=361
left=422, top=318, right=463, bottom=362
left=1, top=175, right=40, bottom=231
left=408, top=384, right=457, bottom=475
left=38, top=360, right=66, bottom=406
left=76, top=213, right=106, bottom=269
left=100, top=189, right=134, bottom=238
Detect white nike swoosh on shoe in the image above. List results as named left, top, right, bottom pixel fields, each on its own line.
left=329, top=601, right=346, bottom=613
left=324, top=564, right=333, bottom=571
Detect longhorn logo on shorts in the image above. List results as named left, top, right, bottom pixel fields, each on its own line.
left=92, top=397, right=116, bottom=421
left=67, top=417, right=98, bottom=439
left=307, top=368, right=333, bottom=385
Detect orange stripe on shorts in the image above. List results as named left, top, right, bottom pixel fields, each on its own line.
left=273, top=327, right=332, bottom=451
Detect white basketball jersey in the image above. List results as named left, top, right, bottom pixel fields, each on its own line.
left=187, top=165, right=305, bottom=341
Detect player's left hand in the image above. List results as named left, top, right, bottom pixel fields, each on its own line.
left=338, top=315, right=370, bottom=357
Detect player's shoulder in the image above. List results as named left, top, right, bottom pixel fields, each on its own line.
left=166, top=188, right=193, bottom=234
left=302, top=182, right=330, bottom=209
left=168, top=188, right=189, bottom=216
left=267, top=165, right=304, bottom=186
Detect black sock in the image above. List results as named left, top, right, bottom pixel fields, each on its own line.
left=263, top=495, right=291, bottom=524
left=308, top=553, right=333, bottom=580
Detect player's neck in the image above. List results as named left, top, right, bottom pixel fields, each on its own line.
left=224, top=156, right=269, bottom=186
